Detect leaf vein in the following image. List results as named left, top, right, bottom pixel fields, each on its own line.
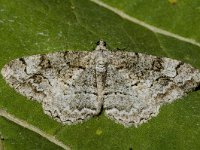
left=90, top=0, right=200, bottom=48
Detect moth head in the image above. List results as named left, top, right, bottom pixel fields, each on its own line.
left=95, top=40, right=107, bottom=51
left=94, top=41, right=108, bottom=72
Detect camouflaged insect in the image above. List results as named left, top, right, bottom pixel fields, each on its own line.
left=1, top=41, right=200, bottom=127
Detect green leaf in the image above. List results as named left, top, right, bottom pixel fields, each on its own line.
left=0, top=0, right=200, bottom=150
left=100, top=0, right=200, bottom=43
left=0, top=117, right=64, bottom=150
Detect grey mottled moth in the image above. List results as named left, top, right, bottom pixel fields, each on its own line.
left=1, top=41, right=200, bottom=127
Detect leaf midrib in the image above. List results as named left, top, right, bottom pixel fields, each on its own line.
left=0, top=109, right=70, bottom=150
left=90, top=0, right=200, bottom=48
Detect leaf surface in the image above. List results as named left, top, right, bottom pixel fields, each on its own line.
left=0, top=0, right=200, bottom=149
left=100, top=0, right=200, bottom=43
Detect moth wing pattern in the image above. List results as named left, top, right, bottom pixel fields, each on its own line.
left=103, top=51, right=200, bottom=127
left=2, top=40, right=200, bottom=127
left=1, top=51, right=101, bottom=124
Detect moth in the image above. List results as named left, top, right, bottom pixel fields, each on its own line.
left=1, top=40, right=200, bottom=127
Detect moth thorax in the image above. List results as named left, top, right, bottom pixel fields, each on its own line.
left=95, top=56, right=108, bottom=73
